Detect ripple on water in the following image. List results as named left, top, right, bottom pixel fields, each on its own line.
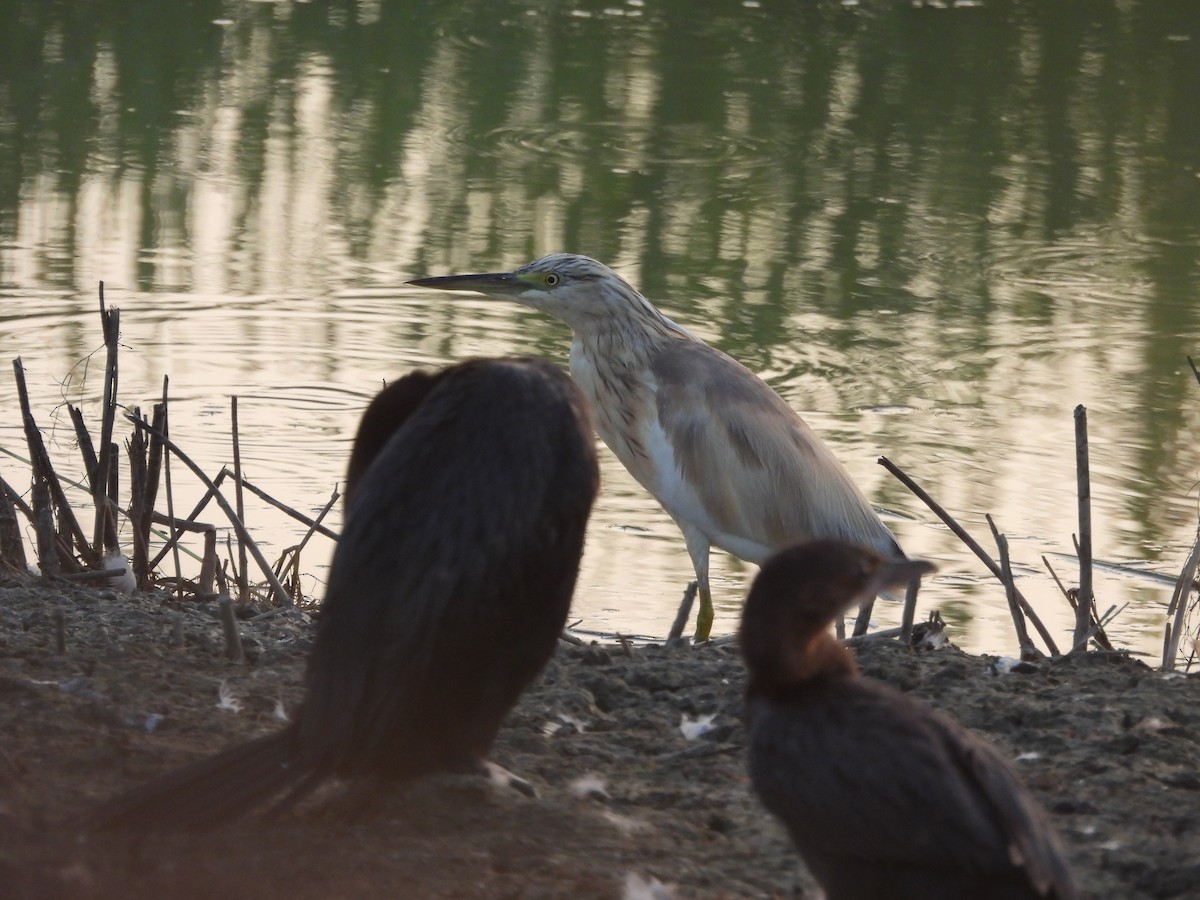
left=476, top=121, right=782, bottom=168
left=984, top=231, right=1154, bottom=311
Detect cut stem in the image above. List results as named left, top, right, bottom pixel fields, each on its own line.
left=126, top=415, right=293, bottom=607
left=1073, top=405, right=1094, bottom=652
left=880, top=456, right=1060, bottom=656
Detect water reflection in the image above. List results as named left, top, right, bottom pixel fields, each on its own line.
left=1, top=0, right=1199, bottom=656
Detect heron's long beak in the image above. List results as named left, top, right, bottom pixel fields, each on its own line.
left=870, top=557, right=936, bottom=597
left=407, top=272, right=523, bottom=295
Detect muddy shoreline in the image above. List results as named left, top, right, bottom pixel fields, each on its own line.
left=2, top=577, right=1199, bottom=899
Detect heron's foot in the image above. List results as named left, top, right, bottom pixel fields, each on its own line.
left=693, top=587, right=715, bottom=642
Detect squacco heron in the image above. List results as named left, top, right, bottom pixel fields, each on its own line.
left=409, top=254, right=903, bottom=641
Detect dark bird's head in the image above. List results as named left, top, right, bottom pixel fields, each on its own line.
left=343, top=370, right=441, bottom=509
left=342, top=357, right=597, bottom=514
left=740, top=541, right=935, bottom=689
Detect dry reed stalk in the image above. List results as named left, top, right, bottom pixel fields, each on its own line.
left=71, top=400, right=121, bottom=556
left=126, top=415, right=292, bottom=607
left=231, top=396, right=249, bottom=603
left=141, top=511, right=217, bottom=595
left=62, top=566, right=130, bottom=582
left=13, top=359, right=94, bottom=570
left=880, top=456, right=1061, bottom=656
left=1041, top=554, right=1115, bottom=651
left=0, top=476, right=27, bottom=571
left=844, top=626, right=905, bottom=647
left=215, top=551, right=229, bottom=595
left=104, top=441, right=119, bottom=549
left=1073, top=405, right=1094, bottom=652
left=32, top=481, right=58, bottom=575
left=68, top=405, right=98, bottom=481
left=159, top=377, right=183, bottom=599
left=217, top=593, right=245, bottom=662
left=0, top=474, right=33, bottom=521
left=1162, top=529, right=1200, bottom=671
left=199, top=527, right=218, bottom=596
left=1066, top=602, right=1127, bottom=655
left=146, top=468, right=228, bottom=572
left=91, top=287, right=120, bottom=558
left=235, top=474, right=339, bottom=541
left=298, top=487, right=338, bottom=553
left=147, top=512, right=214, bottom=540
left=130, top=401, right=166, bottom=588
left=272, top=487, right=341, bottom=603
left=144, top=403, right=168, bottom=556
left=126, top=412, right=150, bottom=584
left=275, top=550, right=302, bottom=604
left=666, top=580, right=699, bottom=645
left=988, top=515, right=1038, bottom=658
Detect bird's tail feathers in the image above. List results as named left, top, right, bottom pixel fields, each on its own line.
left=89, top=727, right=306, bottom=832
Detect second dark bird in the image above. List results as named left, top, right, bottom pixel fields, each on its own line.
left=93, top=357, right=599, bottom=830
left=741, top=540, right=1077, bottom=900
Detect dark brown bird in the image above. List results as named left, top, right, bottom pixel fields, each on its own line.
left=93, top=358, right=599, bottom=830
left=740, top=541, right=1077, bottom=900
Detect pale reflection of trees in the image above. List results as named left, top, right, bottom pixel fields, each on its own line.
left=1, top=0, right=1198, bottom=568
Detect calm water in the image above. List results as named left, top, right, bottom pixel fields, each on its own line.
left=2, top=1, right=1199, bottom=657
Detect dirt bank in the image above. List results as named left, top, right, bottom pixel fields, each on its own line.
left=1, top=577, right=1198, bottom=899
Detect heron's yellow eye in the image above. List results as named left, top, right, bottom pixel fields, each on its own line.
left=544, top=273, right=560, bottom=286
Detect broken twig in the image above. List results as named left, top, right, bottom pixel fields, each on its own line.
left=217, top=593, right=245, bottom=663
left=1041, top=554, right=1115, bottom=651
left=988, top=515, right=1038, bottom=659
left=92, top=286, right=120, bottom=558
left=666, top=581, right=699, bottom=647
left=880, top=457, right=1060, bottom=656
left=1162, top=529, right=1200, bottom=672
left=234, top=473, right=339, bottom=541
left=125, top=415, right=292, bottom=607
left=1073, top=405, right=1094, bottom=652
left=231, top=396, right=249, bottom=603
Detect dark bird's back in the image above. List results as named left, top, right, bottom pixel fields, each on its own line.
left=94, top=357, right=599, bottom=830
left=740, top=542, right=1077, bottom=900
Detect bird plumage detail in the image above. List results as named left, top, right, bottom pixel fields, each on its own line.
left=740, top=541, right=1077, bottom=900
left=409, top=254, right=902, bottom=640
left=92, top=358, right=599, bottom=830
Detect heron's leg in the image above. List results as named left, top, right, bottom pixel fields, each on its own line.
left=694, top=581, right=715, bottom=642
left=680, top=527, right=714, bottom=641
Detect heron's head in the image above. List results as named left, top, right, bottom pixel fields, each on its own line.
left=408, top=253, right=659, bottom=333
